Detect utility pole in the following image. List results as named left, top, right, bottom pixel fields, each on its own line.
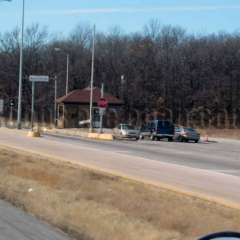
left=17, top=0, right=25, bottom=129
left=89, top=25, right=96, bottom=132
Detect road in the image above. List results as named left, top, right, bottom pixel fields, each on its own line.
left=0, top=200, right=70, bottom=240
left=47, top=132, right=240, bottom=177
left=0, top=128, right=240, bottom=208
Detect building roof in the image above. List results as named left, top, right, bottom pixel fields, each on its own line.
left=57, top=87, right=123, bottom=105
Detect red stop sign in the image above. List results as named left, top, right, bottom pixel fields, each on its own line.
left=98, top=98, right=108, bottom=108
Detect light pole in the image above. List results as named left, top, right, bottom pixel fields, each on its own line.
left=54, top=48, right=70, bottom=96
left=1, top=0, right=25, bottom=129
left=66, top=53, right=69, bottom=95
left=17, top=0, right=25, bottom=129
left=5, top=0, right=25, bottom=129
left=1, top=0, right=23, bottom=129
left=16, top=0, right=25, bottom=129
left=89, top=25, right=96, bottom=132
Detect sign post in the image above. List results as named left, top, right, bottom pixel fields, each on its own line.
left=31, top=81, right=35, bottom=131
left=0, top=99, right=4, bottom=127
left=29, top=75, right=49, bottom=132
left=9, top=99, right=14, bottom=125
left=99, top=107, right=106, bottom=133
left=98, top=84, right=108, bottom=133
left=0, top=99, right=4, bottom=115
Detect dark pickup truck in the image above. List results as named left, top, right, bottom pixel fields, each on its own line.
left=139, top=120, right=175, bottom=141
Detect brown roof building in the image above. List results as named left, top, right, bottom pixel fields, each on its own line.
left=57, top=87, right=123, bottom=105
left=57, top=87, right=123, bottom=128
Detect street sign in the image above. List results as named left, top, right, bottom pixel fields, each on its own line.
left=29, top=75, right=49, bottom=82
left=98, top=98, right=108, bottom=108
left=0, top=99, right=4, bottom=114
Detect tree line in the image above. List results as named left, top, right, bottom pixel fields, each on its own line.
left=1, top=20, right=240, bottom=128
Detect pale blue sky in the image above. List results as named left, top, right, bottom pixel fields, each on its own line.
left=0, top=0, right=240, bottom=35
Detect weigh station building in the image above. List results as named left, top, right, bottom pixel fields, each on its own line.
left=57, top=87, right=123, bottom=129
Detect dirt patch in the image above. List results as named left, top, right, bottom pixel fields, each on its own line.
left=0, top=147, right=240, bottom=240
left=9, top=167, right=61, bottom=188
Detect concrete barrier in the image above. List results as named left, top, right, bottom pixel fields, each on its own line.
left=27, top=131, right=41, bottom=138
left=99, top=134, right=114, bottom=141
left=88, top=133, right=114, bottom=141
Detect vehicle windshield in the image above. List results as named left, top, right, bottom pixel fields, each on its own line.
left=158, top=121, right=173, bottom=128
left=122, top=125, right=135, bottom=130
left=185, top=128, right=196, bottom=132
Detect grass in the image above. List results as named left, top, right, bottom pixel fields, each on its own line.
left=0, top=147, right=240, bottom=240
left=198, top=128, right=240, bottom=140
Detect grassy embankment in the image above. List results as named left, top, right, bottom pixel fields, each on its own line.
left=0, top=147, right=240, bottom=240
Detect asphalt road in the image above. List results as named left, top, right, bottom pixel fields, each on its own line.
left=0, top=128, right=240, bottom=207
left=45, top=133, right=240, bottom=177
left=0, top=200, right=70, bottom=240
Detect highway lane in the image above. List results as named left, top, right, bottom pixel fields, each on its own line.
left=45, top=132, right=240, bottom=176
left=0, top=200, right=70, bottom=240
left=0, top=128, right=240, bottom=207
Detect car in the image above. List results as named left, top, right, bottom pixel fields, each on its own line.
left=174, top=126, right=200, bottom=143
left=198, top=231, right=240, bottom=240
left=113, top=124, right=140, bottom=140
left=139, top=120, right=175, bottom=141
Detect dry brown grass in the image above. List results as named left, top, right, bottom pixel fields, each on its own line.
left=198, top=128, right=240, bottom=140
left=0, top=147, right=240, bottom=240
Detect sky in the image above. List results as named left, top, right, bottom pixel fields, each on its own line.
left=0, top=0, right=240, bottom=36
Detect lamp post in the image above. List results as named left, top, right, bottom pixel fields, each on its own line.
left=1, top=0, right=25, bottom=129
left=54, top=48, right=70, bottom=96
left=89, top=25, right=96, bottom=132
left=17, top=0, right=25, bottom=129
left=121, top=75, right=125, bottom=100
